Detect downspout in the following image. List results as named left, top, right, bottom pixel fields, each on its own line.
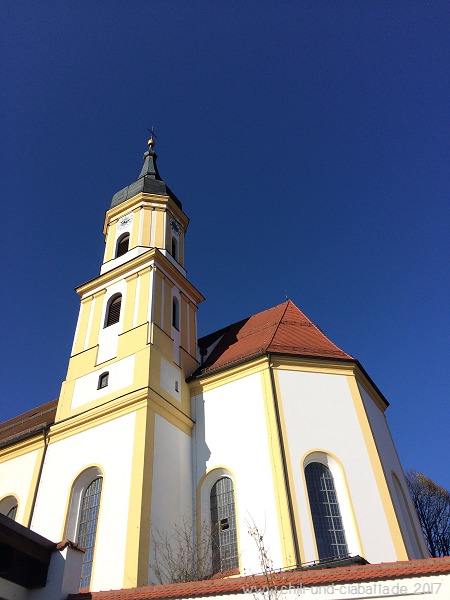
left=28, top=425, right=49, bottom=528
left=268, top=353, right=301, bottom=567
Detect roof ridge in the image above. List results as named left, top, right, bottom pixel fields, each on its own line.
left=265, top=301, right=290, bottom=351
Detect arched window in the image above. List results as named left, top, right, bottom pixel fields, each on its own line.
left=305, top=462, right=348, bottom=561
left=0, top=496, right=18, bottom=520
left=77, top=477, right=103, bottom=590
left=172, top=297, right=180, bottom=330
left=105, top=294, right=122, bottom=327
left=97, top=372, right=109, bottom=389
left=210, top=477, right=238, bottom=573
left=171, top=236, right=178, bottom=260
left=116, top=233, right=130, bottom=258
left=6, top=505, right=17, bottom=520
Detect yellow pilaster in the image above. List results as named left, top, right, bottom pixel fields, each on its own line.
left=346, top=375, right=408, bottom=560
left=163, top=279, right=172, bottom=335
left=124, top=274, right=138, bottom=331
left=87, top=290, right=107, bottom=349
left=130, top=208, right=140, bottom=249
left=104, top=220, right=117, bottom=262
left=181, top=294, right=189, bottom=351
left=141, top=207, right=152, bottom=247
left=137, top=267, right=151, bottom=326
left=72, top=296, right=93, bottom=355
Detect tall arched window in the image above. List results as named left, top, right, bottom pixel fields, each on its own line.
left=305, top=462, right=348, bottom=561
left=77, top=477, right=103, bottom=590
left=172, top=297, right=180, bottom=330
left=116, top=233, right=130, bottom=258
left=210, top=477, right=238, bottom=573
left=105, top=294, right=122, bottom=327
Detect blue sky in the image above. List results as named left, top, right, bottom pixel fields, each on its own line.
left=1, top=2, right=449, bottom=489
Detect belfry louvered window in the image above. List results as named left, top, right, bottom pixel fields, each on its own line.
left=210, top=477, right=239, bottom=573
left=116, top=233, right=129, bottom=258
left=305, top=462, right=349, bottom=561
left=105, top=295, right=121, bottom=327
left=77, top=477, right=102, bottom=590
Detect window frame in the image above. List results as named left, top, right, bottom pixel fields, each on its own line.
left=97, top=372, right=109, bottom=389
left=104, top=294, right=122, bottom=328
left=115, top=233, right=130, bottom=258
left=66, top=467, right=103, bottom=591
left=0, top=495, right=19, bottom=520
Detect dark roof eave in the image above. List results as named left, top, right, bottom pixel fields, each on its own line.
left=189, top=352, right=389, bottom=408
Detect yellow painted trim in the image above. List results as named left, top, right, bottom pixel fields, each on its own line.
left=49, top=391, right=148, bottom=443
left=137, top=267, right=151, bottom=326
left=270, top=368, right=306, bottom=564
left=130, top=208, right=140, bottom=250
left=180, top=295, right=189, bottom=352
left=123, top=274, right=138, bottom=331
left=346, top=375, right=408, bottom=559
left=22, top=446, right=46, bottom=526
left=260, top=368, right=296, bottom=568
left=77, top=248, right=203, bottom=304
left=163, top=279, right=172, bottom=335
left=0, top=437, right=45, bottom=462
left=87, top=290, right=107, bottom=349
left=104, top=220, right=117, bottom=262
left=123, top=406, right=153, bottom=587
left=189, top=356, right=268, bottom=395
left=300, top=449, right=365, bottom=560
left=72, top=297, right=93, bottom=355
left=141, top=206, right=153, bottom=247
left=391, top=471, right=425, bottom=558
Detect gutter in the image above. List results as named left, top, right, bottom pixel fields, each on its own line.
left=27, top=425, right=50, bottom=528
left=268, top=353, right=301, bottom=567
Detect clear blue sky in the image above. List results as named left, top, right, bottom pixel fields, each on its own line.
left=1, top=2, right=449, bottom=489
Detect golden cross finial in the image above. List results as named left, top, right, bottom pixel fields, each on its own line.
left=147, top=125, right=157, bottom=148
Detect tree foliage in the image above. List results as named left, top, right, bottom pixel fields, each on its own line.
left=406, top=470, right=450, bottom=557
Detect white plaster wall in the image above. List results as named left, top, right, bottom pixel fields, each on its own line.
left=71, top=355, right=135, bottom=409
left=30, top=411, right=136, bottom=592
left=192, top=373, right=284, bottom=574
left=0, top=449, right=39, bottom=524
left=97, top=280, right=127, bottom=364
left=149, top=414, right=193, bottom=583
left=359, top=384, right=427, bottom=558
left=277, top=369, right=397, bottom=564
left=160, top=358, right=181, bottom=402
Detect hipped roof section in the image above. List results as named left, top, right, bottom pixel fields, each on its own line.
left=195, top=300, right=353, bottom=377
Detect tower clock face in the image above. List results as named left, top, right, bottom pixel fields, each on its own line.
left=117, top=214, right=133, bottom=230
left=170, top=217, right=181, bottom=236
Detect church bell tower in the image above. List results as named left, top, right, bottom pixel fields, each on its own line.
left=41, top=136, right=204, bottom=590
left=57, top=136, right=203, bottom=422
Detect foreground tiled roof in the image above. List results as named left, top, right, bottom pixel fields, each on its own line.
left=195, top=301, right=352, bottom=377
left=67, top=557, right=450, bottom=599
left=0, top=399, right=58, bottom=448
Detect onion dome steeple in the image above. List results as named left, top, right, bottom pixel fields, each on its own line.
left=110, top=136, right=182, bottom=209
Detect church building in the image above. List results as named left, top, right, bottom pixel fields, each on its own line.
left=0, top=138, right=429, bottom=594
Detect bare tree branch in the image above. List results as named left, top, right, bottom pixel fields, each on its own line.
left=406, top=470, right=450, bottom=557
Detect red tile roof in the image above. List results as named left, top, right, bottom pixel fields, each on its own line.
left=67, top=557, right=450, bottom=600
left=196, top=301, right=352, bottom=377
left=0, top=399, right=57, bottom=448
